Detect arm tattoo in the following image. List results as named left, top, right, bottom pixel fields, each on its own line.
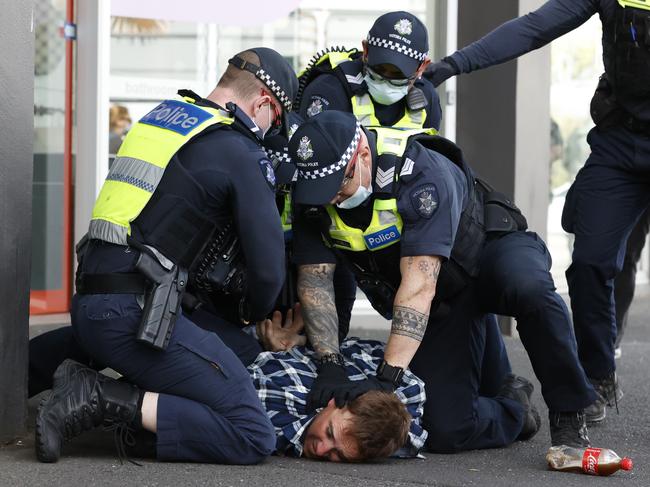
left=407, top=256, right=414, bottom=270
left=297, top=264, right=339, bottom=357
left=418, top=259, right=441, bottom=281
left=391, top=305, right=429, bottom=342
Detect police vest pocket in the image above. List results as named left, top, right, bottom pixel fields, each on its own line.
left=450, top=203, right=485, bottom=278
left=83, top=294, right=142, bottom=321
left=483, top=191, right=528, bottom=234
left=177, top=336, right=230, bottom=379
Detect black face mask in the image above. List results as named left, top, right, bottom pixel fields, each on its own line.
left=265, top=124, right=283, bottom=140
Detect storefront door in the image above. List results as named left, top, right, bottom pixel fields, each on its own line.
left=30, top=0, right=75, bottom=314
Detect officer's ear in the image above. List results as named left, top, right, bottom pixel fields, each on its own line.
left=357, top=132, right=372, bottom=169
left=252, top=93, right=270, bottom=115
left=361, top=40, right=369, bottom=63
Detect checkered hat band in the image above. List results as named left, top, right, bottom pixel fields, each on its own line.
left=299, top=122, right=362, bottom=180
left=366, top=35, right=428, bottom=61
left=266, top=149, right=291, bottom=165
left=256, top=68, right=292, bottom=111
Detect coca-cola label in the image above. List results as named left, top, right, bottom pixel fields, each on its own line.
left=582, top=448, right=602, bottom=475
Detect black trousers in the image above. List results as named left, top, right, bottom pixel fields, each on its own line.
left=28, top=307, right=262, bottom=398
left=564, top=126, right=650, bottom=379
left=614, top=206, right=650, bottom=347
left=413, top=231, right=597, bottom=453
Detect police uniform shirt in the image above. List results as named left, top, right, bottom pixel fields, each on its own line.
left=299, top=61, right=443, bottom=130
left=448, top=0, right=650, bottom=121
left=90, top=97, right=285, bottom=322
left=171, top=99, right=284, bottom=320
left=292, top=138, right=468, bottom=287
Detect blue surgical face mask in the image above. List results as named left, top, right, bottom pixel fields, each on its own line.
left=364, top=74, right=409, bottom=105
left=336, top=163, right=373, bottom=209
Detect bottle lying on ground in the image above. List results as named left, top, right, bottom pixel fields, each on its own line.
left=546, top=446, right=633, bottom=476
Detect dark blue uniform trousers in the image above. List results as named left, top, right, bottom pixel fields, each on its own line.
left=413, top=231, right=597, bottom=453
left=29, top=308, right=263, bottom=397
left=563, top=127, right=650, bottom=380
left=71, top=293, right=275, bottom=464
left=614, top=207, right=650, bottom=347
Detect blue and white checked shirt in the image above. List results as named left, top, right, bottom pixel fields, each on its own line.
left=247, top=338, right=428, bottom=457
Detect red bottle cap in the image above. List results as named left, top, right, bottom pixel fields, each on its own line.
left=621, top=458, right=633, bottom=471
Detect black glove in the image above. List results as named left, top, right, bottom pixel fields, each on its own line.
left=307, top=363, right=397, bottom=411
left=307, top=361, right=355, bottom=411
left=352, top=375, right=396, bottom=396
left=423, top=57, right=460, bottom=87
left=328, top=375, right=396, bottom=407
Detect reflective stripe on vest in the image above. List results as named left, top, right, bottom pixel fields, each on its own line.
left=298, top=49, right=359, bottom=78
left=373, top=126, right=437, bottom=156
left=88, top=98, right=234, bottom=245
left=328, top=50, right=358, bottom=69
left=618, top=0, right=650, bottom=11
left=351, top=93, right=426, bottom=129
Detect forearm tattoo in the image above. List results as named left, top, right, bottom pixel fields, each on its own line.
left=406, top=256, right=441, bottom=281
left=298, top=264, right=339, bottom=357
left=392, top=305, right=429, bottom=342
left=418, top=259, right=441, bottom=281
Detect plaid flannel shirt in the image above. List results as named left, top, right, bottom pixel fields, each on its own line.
left=247, top=338, right=427, bottom=457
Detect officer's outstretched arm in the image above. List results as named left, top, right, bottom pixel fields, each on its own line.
left=297, top=263, right=339, bottom=358
left=446, top=0, right=596, bottom=76
left=383, top=255, right=441, bottom=369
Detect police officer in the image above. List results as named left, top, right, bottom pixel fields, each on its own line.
left=28, top=114, right=303, bottom=401
left=425, top=0, right=648, bottom=424
left=288, top=110, right=598, bottom=451
left=294, top=11, right=443, bottom=341
left=35, top=47, right=297, bottom=465
left=264, top=112, right=359, bottom=344
left=298, top=11, right=442, bottom=131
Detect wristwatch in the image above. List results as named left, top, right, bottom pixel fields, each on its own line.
left=377, top=360, right=404, bottom=387
left=317, top=353, right=345, bottom=367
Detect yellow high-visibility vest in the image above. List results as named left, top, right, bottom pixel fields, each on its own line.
left=88, top=97, right=234, bottom=245
left=325, top=127, right=437, bottom=251
left=617, top=0, right=650, bottom=11
left=302, top=49, right=431, bottom=129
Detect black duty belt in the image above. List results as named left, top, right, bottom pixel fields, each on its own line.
left=76, top=272, right=147, bottom=295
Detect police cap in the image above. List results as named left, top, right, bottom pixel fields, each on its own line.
left=228, top=47, right=299, bottom=136
left=290, top=111, right=362, bottom=206
left=264, top=112, right=303, bottom=185
left=228, top=47, right=298, bottom=111
left=366, top=11, right=429, bottom=76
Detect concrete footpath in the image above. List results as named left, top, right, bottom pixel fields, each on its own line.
left=2, top=289, right=649, bottom=486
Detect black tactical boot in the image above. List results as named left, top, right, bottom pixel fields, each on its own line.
left=35, top=359, right=141, bottom=463
left=549, top=411, right=590, bottom=447
left=584, top=372, right=623, bottom=424
left=497, top=374, right=541, bottom=441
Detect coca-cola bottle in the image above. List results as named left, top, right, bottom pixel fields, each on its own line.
left=546, top=446, right=633, bottom=476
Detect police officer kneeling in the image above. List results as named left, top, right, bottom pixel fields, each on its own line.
left=35, top=47, right=297, bottom=464
left=289, top=111, right=599, bottom=451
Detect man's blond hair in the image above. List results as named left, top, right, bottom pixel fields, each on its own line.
left=217, top=50, right=267, bottom=101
